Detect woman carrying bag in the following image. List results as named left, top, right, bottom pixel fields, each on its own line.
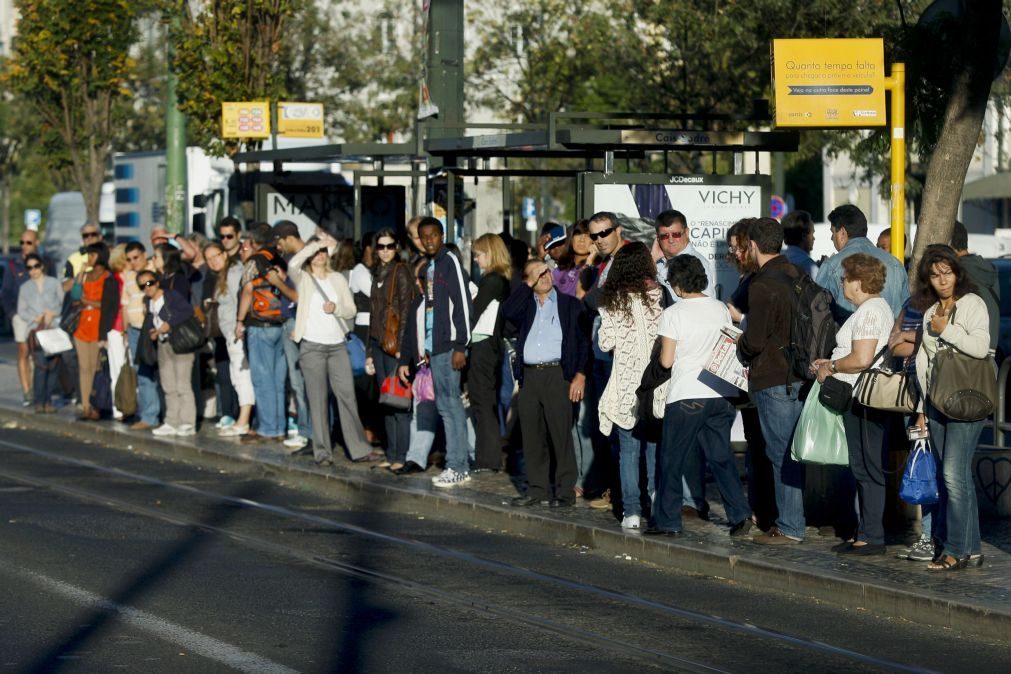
left=141, top=270, right=197, bottom=437
left=365, top=228, right=417, bottom=472
left=17, top=252, right=64, bottom=412
left=73, top=242, right=120, bottom=421
left=810, top=253, right=896, bottom=556
left=287, top=233, right=374, bottom=466
left=911, top=247, right=991, bottom=571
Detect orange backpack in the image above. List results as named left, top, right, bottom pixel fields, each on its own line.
left=249, top=250, right=284, bottom=323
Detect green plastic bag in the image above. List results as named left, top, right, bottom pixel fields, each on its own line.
left=791, top=380, right=849, bottom=466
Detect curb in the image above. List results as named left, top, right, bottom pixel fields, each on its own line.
left=3, top=406, right=1010, bottom=641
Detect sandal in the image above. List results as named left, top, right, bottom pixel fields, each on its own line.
left=926, top=554, right=968, bottom=571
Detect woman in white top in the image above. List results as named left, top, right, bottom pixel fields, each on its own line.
left=911, top=247, right=990, bottom=571
left=204, top=242, right=255, bottom=437
left=647, top=255, right=750, bottom=537
left=812, top=253, right=895, bottom=556
left=288, top=234, right=373, bottom=465
left=597, top=242, right=663, bottom=531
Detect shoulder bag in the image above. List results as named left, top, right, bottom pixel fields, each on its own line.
left=818, top=375, right=852, bottom=414
left=380, top=263, right=403, bottom=357
left=115, top=346, right=138, bottom=417
left=165, top=302, right=206, bottom=354
left=927, top=305, right=997, bottom=422
left=854, top=346, right=918, bottom=413
left=309, top=274, right=366, bottom=376
left=899, top=439, right=939, bottom=505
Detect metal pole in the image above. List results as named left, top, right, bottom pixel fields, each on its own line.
left=885, top=63, right=906, bottom=262
left=164, top=12, right=187, bottom=235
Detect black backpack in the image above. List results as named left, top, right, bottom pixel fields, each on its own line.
left=773, top=267, right=837, bottom=384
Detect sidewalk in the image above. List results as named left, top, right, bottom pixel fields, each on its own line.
left=1, top=342, right=1009, bottom=640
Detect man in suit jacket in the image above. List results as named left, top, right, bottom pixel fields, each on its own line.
left=501, top=259, right=590, bottom=508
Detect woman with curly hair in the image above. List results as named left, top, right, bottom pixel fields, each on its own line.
left=597, top=242, right=664, bottom=531
left=646, top=255, right=751, bottom=537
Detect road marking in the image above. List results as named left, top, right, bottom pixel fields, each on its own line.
left=0, top=560, right=298, bottom=674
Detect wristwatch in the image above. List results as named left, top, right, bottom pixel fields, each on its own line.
left=830, top=361, right=838, bottom=374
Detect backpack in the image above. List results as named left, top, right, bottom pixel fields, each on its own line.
left=249, top=250, right=284, bottom=324
left=773, top=267, right=837, bottom=384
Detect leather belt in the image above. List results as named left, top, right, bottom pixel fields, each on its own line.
left=525, top=361, right=561, bottom=370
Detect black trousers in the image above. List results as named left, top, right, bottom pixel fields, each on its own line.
left=213, top=336, right=238, bottom=420
left=844, top=401, right=887, bottom=545
left=518, top=365, right=576, bottom=502
left=469, top=337, right=503, bottom=470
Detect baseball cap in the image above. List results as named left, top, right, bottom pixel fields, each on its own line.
left=272, top=220, right=300, bottom=240
left=543, top=224, right=567, bottom=251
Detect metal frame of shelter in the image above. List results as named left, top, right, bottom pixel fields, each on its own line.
left=232, top=105, right=800, bottom=240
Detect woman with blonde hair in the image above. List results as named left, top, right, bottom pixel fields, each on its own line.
left=106, top=243, right=129, bottom=419
left=470, top=233, right=513, bottom=471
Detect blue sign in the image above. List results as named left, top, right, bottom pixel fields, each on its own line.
left=521, top=197, right=536, bottom=219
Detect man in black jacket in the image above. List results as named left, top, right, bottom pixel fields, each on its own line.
left=736, top=217, right=806, bottom=545
left=398, top=217, right=474, bottom=488
left=502, top=259, right=589, bottom=507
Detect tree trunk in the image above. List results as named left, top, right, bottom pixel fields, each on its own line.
left=912, top=0, right=1004, bottom=277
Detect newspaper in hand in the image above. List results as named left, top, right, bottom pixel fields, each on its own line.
left=705, top=325, right=748, bottom=392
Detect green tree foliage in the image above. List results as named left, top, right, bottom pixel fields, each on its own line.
left=4, top=0, right=140, bottom=225
left=170, top=0, right=299, bottom=157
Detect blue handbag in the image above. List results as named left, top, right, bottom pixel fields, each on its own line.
left=899, top=439, right=939, bottom=505
left=346, top=332, right=366, bottom=377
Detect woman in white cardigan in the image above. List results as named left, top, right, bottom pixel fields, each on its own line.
left=911, top=246, right=991, bottom=571
left=287, top=233, right=373, bottom=465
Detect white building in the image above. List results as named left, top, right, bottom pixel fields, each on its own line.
left=0, top=0, right=17, bottom=57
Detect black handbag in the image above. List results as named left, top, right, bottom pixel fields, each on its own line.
left=818, top=375, right=853, bottom=413
left=137, top=313, right=159, bottom=367
left=89, top=349, right=113, bottom=414
left=61, top=300, right=83, bottom=336
left=168, top=316, right=206, bottom=354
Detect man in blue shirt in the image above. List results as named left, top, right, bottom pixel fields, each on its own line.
left=816, top=205, right=909, bottom=323
left=502, top=259, right=589, bottom=508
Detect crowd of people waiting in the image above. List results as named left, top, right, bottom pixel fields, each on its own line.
left=3, top=204, right=997, bottom=573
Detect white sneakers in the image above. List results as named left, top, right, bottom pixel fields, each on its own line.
left=432, top=468, right=472, bottom=488
left=283, top=435, right=308, bottom=449
left=219, top=424, right=249, bottom=437
left=152, top=424, right=195, bottom=437
left=621, top=514, right=642, bottom=531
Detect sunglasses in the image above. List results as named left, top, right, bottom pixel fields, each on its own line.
left=657, top=231, right=685, bottom=241
left=20, top=240, right=35, bottom=246
left=221, top=233, right=236, bottom=240
left=376, top=242, right=397, bottom=251
left=26, top=263, right=42, bottom=271
left=83, top=231, right=100, bottom=239
left=140, top=279, right=158, bottom=289
left=588, top=227, right=616, bottom=241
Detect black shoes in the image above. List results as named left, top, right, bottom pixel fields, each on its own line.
left=837, top=542, right=886, bottom=556
left=511, top=495, right=548, bottom=507
left=549, top=498, right=573, bottom=509
left=643, top=526, right=683, bottom=537
left=290, top=445, right=313, bottom=457
left=393, top=461, right=425, bottom=475
left=729, top=519, right=753, bottom=537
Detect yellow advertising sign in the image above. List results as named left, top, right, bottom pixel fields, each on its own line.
left=278, top=102, right=325, bottom=138
left=772, top=39, right=886, bottom=128
left=221, top=102, right=271, bottom=139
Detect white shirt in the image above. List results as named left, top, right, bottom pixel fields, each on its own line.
left=657, top=296, right=737, bottom=403
left=349, top=262, right=372, bottom=326
left=151, top=295, right=166, bottom=339
left=829, top=297, right=894, bottom=386
left=302, top=283, right=343, bottom=346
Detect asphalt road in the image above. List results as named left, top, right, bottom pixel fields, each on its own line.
left=0, top=426, right=1008, bottom=673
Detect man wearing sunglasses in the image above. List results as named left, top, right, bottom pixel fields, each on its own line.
left=3, top=229, right=42, bottom=406
left=62, top=224, right=102, bottom=293
left=217, top=217, right=242, bottom=259
left=653, top=210, right=716, bottom=305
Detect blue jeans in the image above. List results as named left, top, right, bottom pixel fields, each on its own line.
left=283, top=318, right=311, bottom=439
left=430, top=351, right=472, bottom=473
left=926, top=403, right=983, bottom=558
left=753, top=385, right=806, bottom=539
left=247, top=325, right=287, bottom=438
left=128, top=326, right=161, bottom=425
left=655, top=398, right=749, bottom=532
left=616, top=426, right=656, bottom=517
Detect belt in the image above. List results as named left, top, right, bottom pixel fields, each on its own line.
left=525, top=361, right=560, bottom=370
